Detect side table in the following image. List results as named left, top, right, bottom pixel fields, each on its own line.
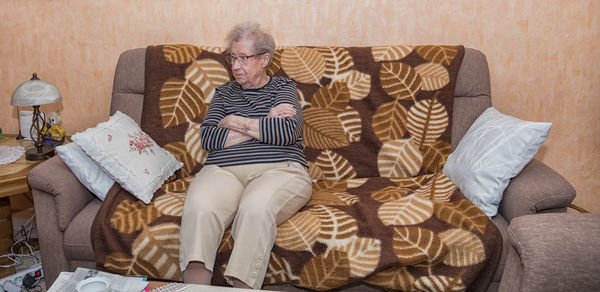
left=0, top=134, right=47, bottom=278
left=0, top=135, right=43, bottom=197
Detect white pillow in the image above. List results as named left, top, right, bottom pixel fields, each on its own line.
left=443, top=107, right=551, bottom=217
left=56, top=143, right=114, bottom=201
left=72, top=111, right=183, bottom=204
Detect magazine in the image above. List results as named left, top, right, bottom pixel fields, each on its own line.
left=47, top=267, right=148, bottom=292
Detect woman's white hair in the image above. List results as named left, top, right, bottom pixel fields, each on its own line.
left=226, top=22, right=276, bottom=65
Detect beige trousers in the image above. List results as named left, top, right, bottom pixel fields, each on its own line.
left=179, top=161, right=312, bottom=289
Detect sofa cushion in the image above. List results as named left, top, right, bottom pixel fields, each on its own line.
left=64, top=199, right=101, bottom=261
left=72, top=111, right=183, bottom=204
left=443, top=107, right=551, bottom=217
left=93, top=174, right=502, bottom=290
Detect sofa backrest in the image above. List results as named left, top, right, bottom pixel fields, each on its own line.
left=111, top=47, right=492, bottom=151
left=452, top=48, right=492, bottom=149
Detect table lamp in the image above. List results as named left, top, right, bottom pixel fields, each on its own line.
left=10, top=73, right=62, bottom=160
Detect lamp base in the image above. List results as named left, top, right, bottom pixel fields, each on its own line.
left=25, top=146, right=55, bottom=161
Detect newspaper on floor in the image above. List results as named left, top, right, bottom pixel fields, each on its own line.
left=47, top=267, right=148, bottom=292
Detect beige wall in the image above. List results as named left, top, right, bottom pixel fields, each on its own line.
left=1, top=0, right=598, bottom=212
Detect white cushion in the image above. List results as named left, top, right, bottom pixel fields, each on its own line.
left=56, top=143, right=114, bottom=201
left=443, top=107, right=551, bottom=217
left=72, top=111, right=183, bottom=204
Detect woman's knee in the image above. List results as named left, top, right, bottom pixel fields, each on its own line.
left=183, top=192, right=238, bottom=222
left=237, top=199, right=271, bottom=221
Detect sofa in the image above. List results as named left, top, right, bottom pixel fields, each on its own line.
left=29, top=45, right=579, bottom=291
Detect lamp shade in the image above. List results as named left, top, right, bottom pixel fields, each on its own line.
left=10, top=73, right=62, bottom=106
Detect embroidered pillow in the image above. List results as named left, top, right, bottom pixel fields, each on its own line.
left=72, top=111, right=183, bottom=204
left=56, top=142, right=115, bottom=201
left=443, top=107, right=551, bottom=217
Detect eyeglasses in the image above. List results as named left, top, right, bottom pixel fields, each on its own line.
left=225, top=52, right=267, bottom=65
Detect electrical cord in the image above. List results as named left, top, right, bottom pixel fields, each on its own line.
left=0, top=213, right=39, bottom=268
left=26, top=285, right=43, bottom=292
left=0, top=213, right=43, bottom=292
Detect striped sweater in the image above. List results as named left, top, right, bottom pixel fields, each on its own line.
left=200, top=76, right=307, bottom=168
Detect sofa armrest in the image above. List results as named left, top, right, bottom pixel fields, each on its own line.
left=498, top=159, right=575, bottom=222
left=499, top=213, right=600, bottom=292
left=28, top=155, right=95, bottom=231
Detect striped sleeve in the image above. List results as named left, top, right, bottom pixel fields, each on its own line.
left=200, top=89, right=230, bottom=151
left=259, top=80, right=303, bottom=146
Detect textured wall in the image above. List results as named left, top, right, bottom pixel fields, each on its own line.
left=1, top=0, right=598, bottom=212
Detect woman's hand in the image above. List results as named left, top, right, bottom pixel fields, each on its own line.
left=218, top=104, right=297, bottom=147
left=219, top=114, right=260, bottom=142
left=267, top=103, right=296, bottom=118
left=220, top=104, right=296, bottom=130
left=219, top=114, right=254, bottom=133
left=223, top=130, right=252, bottom=147
left=218, top=114, right=244, bottom=131
left=218, top=115, right=254, bottom=147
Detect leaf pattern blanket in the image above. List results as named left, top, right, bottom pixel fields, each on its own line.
left=92, top=44, right=502, bottom=291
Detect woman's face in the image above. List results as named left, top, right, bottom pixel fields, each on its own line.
left=230, top=38, right=269, bottom=89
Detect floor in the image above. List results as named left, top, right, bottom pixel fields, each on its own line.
left=2, top=207, right=47, bottom=291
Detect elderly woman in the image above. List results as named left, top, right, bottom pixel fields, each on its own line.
left=179, top=22, right=312, bottom=289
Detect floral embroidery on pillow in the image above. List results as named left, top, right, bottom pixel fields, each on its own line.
left=107, top=134, right=113, bottom=142
left=128, top=131, right=155, bottom=155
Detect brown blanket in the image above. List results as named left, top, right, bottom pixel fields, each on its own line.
left=92, top=44, right=501, bottom=291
